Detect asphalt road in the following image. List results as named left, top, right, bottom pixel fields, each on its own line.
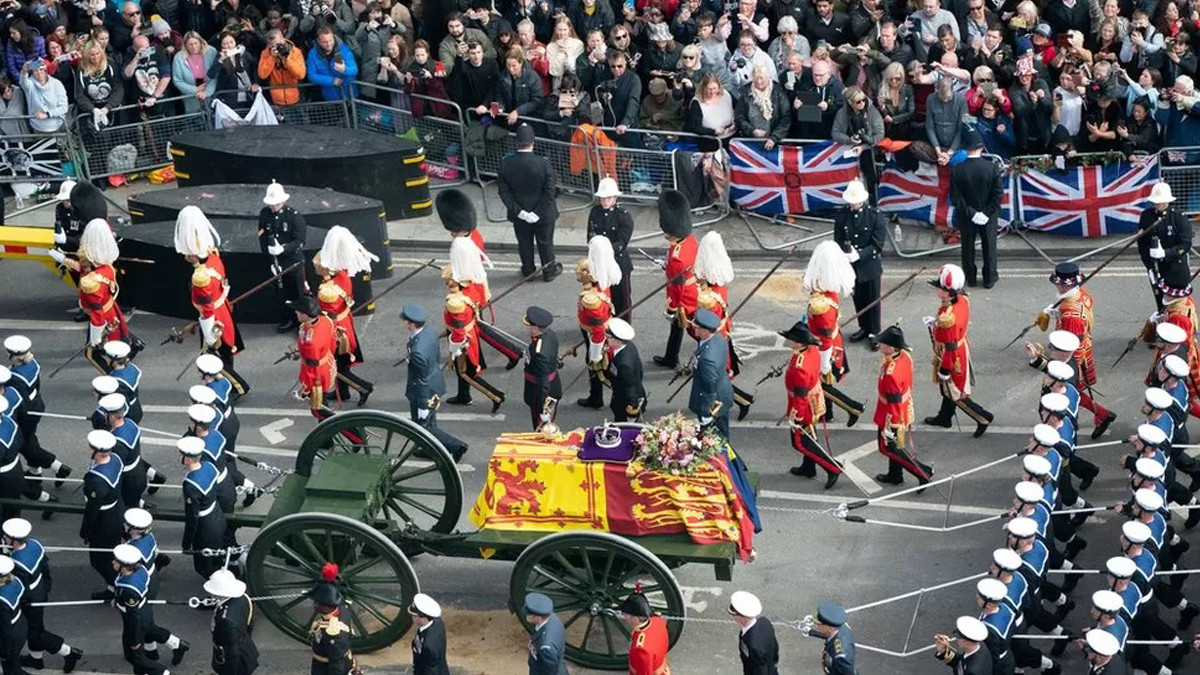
left=0, top=248, right=1193, bottom=675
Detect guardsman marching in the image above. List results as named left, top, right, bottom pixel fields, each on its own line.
left=523, top=307, right=562, bottom=432
left=603, top=318, right=646, bottom=422
left=401, top=304, right=467, bottom=460
left=653, top=189, right=698, bottom=370
left=258, top=181, right=309, bottom=333
left=90, top=376, right=119, bottom=430
left=82, top=430, right=124, bottom=597
left=409, top=593, right=450, bottom=675
left=804, top=241, right=865, bottom=427
left=0, top=555, right=27, bottom=675
left=174, top=206, right=250, bottom=396
left=437, top=188, right=491, bottom=264
left=587, top=178, right=634, bottom=319
left=780, top=321, right=839, bottom=489
left=309, top=563, right=357, bottom=675
left=315, top=226, right=378, bottom=407
left=102, top=340, right=144, bottom=424
left=1038, top=263, right=1117, bottom=437
left=50, top=219, right=140, bottom=373
left=123, top=507, right=167, bottom=598
left=934, top=616, right=993, bottom=674
left=5, top=336, right=73, bottom=486
left=1138, top=182, right=1191, bottom=310
left=178, top=436, right=230, bottom=580
left=1, top=518, right=82, bottom=672
left=619, top=590, right=670, bottom=675
left=206, top=568, right=258, bottom=675
left=523, top=592, right=567, bottom=675
left=1083, top=629, right=1129, bottom=675
left=834, top=179, right=887, bottom=347
left=728, top=591, right=779, bottom=675
left=872, top=326, right=932, bottom=486
left=923, top=264, right=994, bottom=437
left=101, top=393, right=148, bottom=510
left=291, top=296, right=339, bottom=420
left=695, top=232, right=754, bottom=421
left=807, top=602, right=856, bottom=675
left=688, top=309, right=734, bottom=440
left=573, top=236, right=619, bottom=410
left=442, top=261, right=506, bottom=413
left=1147, top=276, right=1200, bottom=418
left=112, top=544, right=188, bottom=674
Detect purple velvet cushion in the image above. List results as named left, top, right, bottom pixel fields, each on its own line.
left=577, top=426, right=640, bottom=462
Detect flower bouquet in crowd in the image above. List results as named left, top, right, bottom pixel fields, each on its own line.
left=632, top=413, right=722, bottom=476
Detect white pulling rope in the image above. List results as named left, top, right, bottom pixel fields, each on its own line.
left=22, top=476, right=276, bottom=495
left=1072, top=439, right=1128, bottom=450
left=844, top=573, right=988, bottom=614
left=843, top=454, right=1019, bottom=512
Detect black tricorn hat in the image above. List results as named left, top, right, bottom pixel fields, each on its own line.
left=658, top=189, right=692, bottom=238
left=779, top=321, right=820, bottom=346
left=435, top=189, right=476, bottom=233
left=70, top=181, right=107, bottom=223
left=876, top=325, right=909, bottom=350
left=618, top=592, right=652, bottom=618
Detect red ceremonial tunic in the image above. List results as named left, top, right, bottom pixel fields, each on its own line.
left=463, top=280, right=493, bottom=323
left=628, top=616, right=670, bottom=675
left=807, top=290, right=847, bottom=378
left=318, top=270, right=360, bottom=360
left=1160, top=295, right=1200, bottom=400
left=578, top=285, right=612, bottom=344
left=874, top=350, right=915, bottom=429
left=932, top=295, right=972, bottom=394
left=665, top=236, right=698, bottom=318
left=468, top=229, right=486, bottom=255
left=191, top=253, right=238, bottom=351
left=785, top=345, right=825, bottom=425
left=1056, top=288, right=1096, bottom=387
left=297, top=315, right=337, bottom=395
left=78, top=263, right=129, bottom=341
left=445, top=289, right=482, bottom=368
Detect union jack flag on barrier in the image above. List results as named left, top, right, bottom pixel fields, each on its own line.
left=877, top=162, right=1012, bottom=228
left=1016, top=156, right=1158, bottom=237
left=728, top=140, right=860, bottom=216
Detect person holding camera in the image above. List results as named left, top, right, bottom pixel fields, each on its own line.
left=1117, top=95, right=1161, bottom=154
left=597, top=51, right=640, bottom=143
left=735, top=64, right=788, bottom=149
left=640, top=76, right=682, bottom=131
left=209, top=30, right=261, bottom=108
left=122, top=33, right=170, bottom=118
left=574, top=29, right=608, bottom=97
left=767, top=16, right=810, bottom=74
left=257, top=28, right=305, bottom=106
left=727, top=29, right=775, bottom=97
left=298, top=0, right=355, bottom=45
left=1120, top=9, right=1166, bottom=71
left=438, top=12, right=494, bottom=77
left=543, top=71, right=591, bottom=138
left=832, top=86, right=884, bottom=183
left=545, top=16, right=583, bottom=91
left=1156, top=74, right=1200, bottom=146
left=725, top=0, right=768, bottom=51
left=640, top=22, right=680, bottom=84
left=19, top=58, right=66, bottom=134
left=306, top=25, right=357, bottom=100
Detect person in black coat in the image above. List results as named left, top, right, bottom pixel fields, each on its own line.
left=408, top=593, right=450, bottom=675
left=728, top=591, right=779, bottom=675
left=574, top=30, right=609, bottom=99
left=834, top=179, right=887, bottom=346
left=490, top=48, right=544, bottom=131
left=208, top=39, right=261, bottom=109
left=522, top=306, right=561, bottom=431
left=1138, top=182, right=1192, bottom=310
left=586, top=178, right=634, bottom=318
left=205, top=569, right=258, bottom=675
left=603, top=318, right=645, bottom=421
left=257, top=181, right=308, bottom=332
left=949, top=128, right=1004, bottom=288
left=498, top=124, right=562, bottom=280
left=596, top=51, right=641, bottom=145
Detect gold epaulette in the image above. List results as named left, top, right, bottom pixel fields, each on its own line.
left=191, top=265, right=211, bottom=287
left=808, top=293, right=835, bottom=315
left=936, top=306, right=955, bottom=328
left=446, top=292, right=467, bottom=314
left=580, top=289, right=604, bottom=310
left=79, top=272, right=102, bottom=295
left=317, top=282, right=341, bottom=304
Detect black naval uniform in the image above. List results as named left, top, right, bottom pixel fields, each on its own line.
left=586, top=203, right=635, bottom=319
left=212, top=594, right=258, bottom=675
left=738, top=617, right=780, bottom=675
left=0, top=415, right=24, bottom=520
left=0, top=573, right=27, bottom=675
left=524, top=328, right=562, bottom=430
left=1138, top=204, right=1192, bottom=310
left=411, top=617, right=450, bottom=675
left=114, top=566, right=173, bottom=675
left=936, top=643, right=994, bottom=674
left=10, top=537, right=70, bottom=666
left=605, top=341, right=646, bottom=422
left=81, top=455, right=124, bottom=588
left=949, top=153, right=1004, bottom=288
left=182, top=460, right=230, bottom=579
left=834, top=203, right=887, bottom=340
left=256, top=205, right=309, bottom=329
left=53, top=200, right=84, bottom=286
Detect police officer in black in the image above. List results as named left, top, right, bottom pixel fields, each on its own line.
left=523, top=306, right=562, bottom=431
left=257, top=181, right=309, bottom=333
left=498, top=124, right=562, bottom=281
left=52, top=181, right=85, bottom=301
left=205, top=569, right=258, bottom=675
left=408, top=593, right=450, bottom=675
left=604, top=318, right=645, bottom=422
left=833, top=179, right=886, bottom=348
left=587, top=178, right=635, bottom=319
left=1138, top=182, right=1192, bottom=310
left=949, top=128, right=1004, bottom=289
left=807, top=602, right=857, bottom=674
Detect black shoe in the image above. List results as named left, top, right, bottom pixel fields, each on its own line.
left=824, top=472, right=839, bottom=490
left=1187, top=507, right=1200, bottom=530
left=55, top=464, right=72, bottom=488
left=966, top=279, right=978, bottom=288
left=157, top=553, right=172, bottom=569
left=576, top=397, right=604, bottom=409
left=737, top=404, right=750, bottom=422
left=63, top=648, right=82, bottom=673
left=923, top=416, right=952, bottom=428
left=144, top=650, right=159, bottom=661
left=171, top=640, right=190, bottom=665
left=789, top=465, right=816, bottom=478
left=542, top=262, right=563, bottom=282
left=357, top=387, right=372, bottom=408
left=147, top=473, right=166, bottom=495
left=241, top=488, right=258, bottom=509
left=445, top=394, right=473, bottom=406
left=1041, top=664, right=1060, bottom=675
left=1054, top=598, right=1076, bottom=621
left=866, top=337, right=878, bottom=352
left=1179, top=604, right=1200, bottom=629
left=973, top=422, right=989, bottom=438
left=846, top=413, right=859, bottom=428
left=1092, top=412, right=1116, bottom=439
left=1166, top=643, right=1190, bottom=669
left=847, top=329, right=868, bottom=343
left=874, top=473, right=903, bottom=485
left=505, top=357, right=521, bottom=371
left=72, top=309, right=88, bottom=323
left=822, top=407, right=834, bottom=423
left=1079, top=471, right=1097, bottom=492
left=90, top=589, right=113, bottom=601
left=1064, top=537, right=1088, bottom=560
left=1050, top=636, right=1070, bottom=657
left=983, top=280, right=995, bottom=289
left=20, top=655, right=43, bottom=669
left=652, top=356, right=677, bottom=369
left=1061, top=575, right=1080, bottom=595
left=491, top=399, right=503, bottom=415
left=520, top=267, right=536, bottom=278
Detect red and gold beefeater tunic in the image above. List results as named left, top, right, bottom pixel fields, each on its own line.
left=297, top=314, right=337, bottom=404
left=785, top=344, right=825, bottom=426
left=317, top=270, right=362, bottom=361
left=874, top=350, right=915, bottom=431
left=1055, top=287, right=1097, bottom=387
left=807, top=290, right=847, bottom=381
left=191, top=252, right=239, bottom=352
left=79, top=263, right=129, bottom=342
left=665, top=235, right=698, bottom=325
left=932, top=295, right=972, bottom=396
left=628, top=616, right=671, bottom=675
left=445, top=288, right=483, bottom=368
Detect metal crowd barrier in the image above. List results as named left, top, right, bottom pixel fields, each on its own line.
left=1160, top=145, right=1200, bottom=216
left=210, top=83, right=353, bottom=128
left=349, top=86, right=469, bottom=189
left=71, top=94, right=208, bottom=181
left=0, top=113, right=78, bottom=217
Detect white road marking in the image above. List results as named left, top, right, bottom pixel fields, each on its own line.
left=142, top=404, right=505, bottom=422
left=0, top=319, right=85, bottom=331
left=836, top=442, right=882, bottom=495
left=678, top=586, right=723, bottom=613
left=759, top=489, right=1004, bottom=517
left=258, top=418, right=293, bottom=445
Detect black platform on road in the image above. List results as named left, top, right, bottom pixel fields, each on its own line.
left=169, top=125, right=432, bottom=220
left=127, top=184, right=392, bottom=279
left=117, top=219, right=372, bottom=322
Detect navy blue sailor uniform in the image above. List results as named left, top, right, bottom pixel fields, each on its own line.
left=127, top=534, right=163, bottom=598
left=205, top=382, right=252, bottom=491
left=7, top=357, right=57, bottom=475
left=115, top=567, right=171, bottom=675
left=978, top=605, right=1017, bottom=675
left=82, top=457, right=124, bottom=587
left=90, top=404, right=108, bottom=431
left=11, top=537, right=66, bottom=660
left=109, top=363, right=144, bottom=424
left=182, top=461, right=230, bottom=579
left=111, top=421, right=148, bottom=509
left=0, top=415, right=23, bottom=524
left=192, top=431, right=237, bottom=517
left=0, top=573, right=27, bottom=674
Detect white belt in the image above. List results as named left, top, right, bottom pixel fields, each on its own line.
left=0, top=459, right=18, bottom=473
left=28, top=574, right=40, bottom=590
left=216, top=469, right=227, bottom=483
left=9, top=610, right=19, bottom=624
left=198, top=502, right=217, bottom=517
left=98, top=501, right=118, bottom=511
left=27, top=389, right=36, bottom=401
left=121, top=457, right=141, bottom=472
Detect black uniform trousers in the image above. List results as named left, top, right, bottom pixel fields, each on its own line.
left=959, top=219, right=999, bottom=287
left=213, top=344, right=250, bottom=398
left=121, top=607, right=170, bottom=675
left=25, top=584, right=65, bottom=657
left=334, top=354, right=373, bottom=401
left=410, top=403, right=467, bottom=461
left=851, top=276, right=881, bottom=337
left=16, top=401, right=56, bottom=471
left=0, top=613, right=27, bottom=675
left=0, top=461, right=23, bottom=523
left=513, top=220, right=556, bottom=274
left=275, top=261, right=307, bottom=325
left=611, top=272, right=632, bottom=321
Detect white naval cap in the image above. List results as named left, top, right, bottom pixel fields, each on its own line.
left=1022, top=454, right=1052, bottom=478
left=1134, top=488, right=1165, bottom=512
left=1156, top=322, right=1187, bottom=345
left=728, top=591, right=763, bottom=618
left=1, top=518, right=31, bottom=540
left=1106, top=556, right=1137, bottom=579
left=1092, top=590, right=1123, bottom=614
left=177, top=436, right=205, bottom=457
left=1136, top=423, right=1168, bottom=446
left=2, top=336, right=31, bottom=355
left=1047, top=330, right=1080, bottom=353
left=1163, top=354, right=1189, bottom=378
left=124, top=507, right=153, bottom=529
left=1007, top=516, right=1038, bottom=538
left=1014, top=481, right=1044, bottom=504
left=1122, top=520, right=1151, bottom=545
left=955, top=616, right=988, bottom=642
left=103, top=340, right=131, bottom=359
left=1084, top=628, right=1120, bottom=657
left=606, top=317, right=635, bottom=342
left=113, top=544, right=142, bottom=566
left=992, top=548, right=1022, bottom=572
left=195, top=353, right=224, bottom=375
left=92, top=375, right=119, bottom=395
left=1040, top=392, right=1070, bottom=414
left=1134, top=457, right=1165, bottom=480
left=408, top=592, right=443, bottom=619
left=188, top=385, right=217, bottom=405
left=976, top=578, right=1007, bottom=602
left=188, top=404, right=217, bottom=425
left=0, top=366, right=9, bottom=384
left=1045, top=360, right=1075, bottom=382
left=1144, top=388, right=1174, bottom=411
left=87, top=430, right=116, bottom=451
left=0, top=556, right=13, bottom=577
left=98, top=393, right=128, bottom=414
left=1032, top=423, right=1061, bottom=447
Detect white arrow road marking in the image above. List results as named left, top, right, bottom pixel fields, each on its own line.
left=835, top=442, right=881, bottom=495
left=678, top=586, right=724, bottom=613
left=259, top=418, right=294, bottom=445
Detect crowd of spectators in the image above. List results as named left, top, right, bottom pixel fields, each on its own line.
left=0, top=0, right=1195, bottom=168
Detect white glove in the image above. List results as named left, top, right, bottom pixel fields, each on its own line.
left=846, top=248, right=860, bottom=263
left=1042, top=305, right=1059, bottom=319
left=1054, top=155, right=1065, bottom=171
left=587, top=338, right=604, bottom=364
left=819, top=348, right=832, bottom=375
left=267, top=243, right=285, bottom=256
left=1150, top=311, right=1164, bottom=324
left=971, top=211, right=989, bottom=226
left=417, top=407, right=430, bottom=420
left=87, top=322, right=103, bottom=346
left=449, top=338, right=466, bottom=359
left=922, top=315, right=935, bottom=328
left=1150, top=246, right=1166, bottom=260
left=699, top=416, right=712, bottom=425
left=53, top=230, right=65, bottom=244
left=1148, top=268, right=1159, bottom=284
left=539, top=412, right=552, bottom=425
left=199, top=316, right=218, bottom=347
left=270, top=262, right=282, bottom=277
left=882, top=427, right=896, bottom=441
left=48, top=249, right=65, bottom=264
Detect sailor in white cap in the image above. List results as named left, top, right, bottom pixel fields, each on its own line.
left=206, top=568, right=258, bottom=675
left=0, top=368, right=57, bottom=506
left=1086, top=591, right=1129, bottom=654
left=834, top=178, right=887, bottom=346
left=934, top=616, right=992, bottom=672
left=1155, top=353, right=1194, bottom=449
left=90, top=375, right=120, bottom=430
left=102, top=339, right=144, bottom=423
left=82, top=429, right=125, bottom=597
left=727, top=591, right=779, bottom=674
left=603, top=317, right=646, bottom=422
left=586, top=177, right=634, bottom=317
left=0, top=397, right=28, bottom=525
left=123, top=507, right=166, bottom=597
left=0, top=554, right=29, bottom=673
left=186, top=404, right=241, bottom=513
left=112, top=543, right=189, bottom=672
left=178, top=436, right=233, bottom=580
left=1, top=518, right=83, bottom=670
left=258, top=180, right=308, bottom=333
left=3, top=336, right=72, bottom=488
left=1083, top=628, right=1126, bottom=673
left=100, top=393, right=149, bottom=509
left=408, top=592, right=449, bottom=674
left=1146, top=321, right=1194, bottom=403
left=1129, top=517, right=1200, bottom=631
left=1006, top=516, right=1070, bottom=601
left=190, top=381, right=257, bottom=509
left=979, top=577, right=1061, bottom=674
